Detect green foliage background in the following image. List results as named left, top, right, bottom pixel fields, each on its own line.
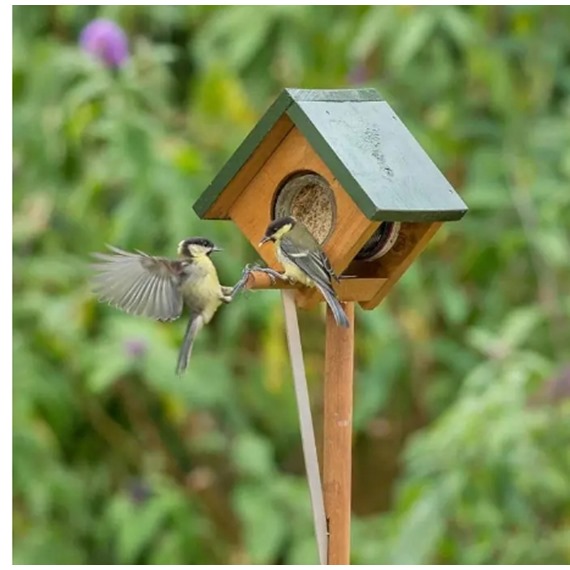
left=13, top=5, right=570, bottom=564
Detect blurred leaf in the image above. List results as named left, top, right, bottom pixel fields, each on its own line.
left=107, top=491, right=176, bottom=564
left=234, top=483, right=287, bottom=563
left=389, top=10, right=436, bottom=69
left=390, top=486, right=447, bottom=564
left=499, top=307, right=543, bottom=350
left=231, top=432, right=275, bottom=478
left=349, top=6, right=394, bottom=62
left=535, top=230, right=569, bottom=267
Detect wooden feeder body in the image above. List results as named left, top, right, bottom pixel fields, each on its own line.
left=194, top=89, right=467, bottom=310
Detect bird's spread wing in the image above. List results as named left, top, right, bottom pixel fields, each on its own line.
left=90, top=245, right=185, bottom=321
left=279, top=235, right=337, bottom=290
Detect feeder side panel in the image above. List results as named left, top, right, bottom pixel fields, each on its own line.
left=228, top=127, right=380, bottom=306
left=359, top=222, right=443, bottom=310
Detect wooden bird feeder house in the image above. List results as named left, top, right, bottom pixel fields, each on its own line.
left=193, top=88, right=468, bottom=565
left=194, top=88, right=467, bottom=309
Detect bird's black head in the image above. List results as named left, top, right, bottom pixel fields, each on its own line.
left=259, top=216, right=297, bottom=246
left=177, top=237, right=221, bottom=258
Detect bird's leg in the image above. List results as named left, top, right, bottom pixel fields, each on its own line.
left=227, top=263, right=256, bottom=299
left=227, top=263, right=289, bottom=299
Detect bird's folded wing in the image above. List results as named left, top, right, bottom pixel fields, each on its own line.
left=90, top=245, right=184, bottom=321
left=280, top=236, right=337, bottom=289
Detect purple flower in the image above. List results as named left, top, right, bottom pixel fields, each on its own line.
left=347, top=62, right=371, bottom=86
left=127, top=479, right=152, bottom=505
left=123, top=338, right=148, bottom=360
left=79, top=19, right=129, bottom=68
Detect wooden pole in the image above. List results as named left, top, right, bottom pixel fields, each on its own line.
left=323, top=301, right=355, bottom=565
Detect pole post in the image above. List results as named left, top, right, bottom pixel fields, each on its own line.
left=323, top=301, right=355, bottom=565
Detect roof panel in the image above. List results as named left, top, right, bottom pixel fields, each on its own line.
left=193, top=88, right=468, bottom=222
left=289, top=99, right=468, bottom=221
left=285, top=88, right=383, bottom=103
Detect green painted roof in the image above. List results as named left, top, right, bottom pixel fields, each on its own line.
left=193, top=88, right=468, bottom=222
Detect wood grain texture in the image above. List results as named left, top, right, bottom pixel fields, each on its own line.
left=354, top=221, right=443, bottom=309
left=242, top=271, right=386, bottom=303
left=323, top=302, right=355, bottom=565
left=229, top=126, right=381, bottom=308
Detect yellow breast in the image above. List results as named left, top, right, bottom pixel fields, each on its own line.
left=180, top=256, right=223, bottom=323
left=277, top=247, right=314, bottom=288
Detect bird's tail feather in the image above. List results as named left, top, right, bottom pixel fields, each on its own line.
left=176, top=314, right=203, bottom=375
left=315, top=283, right=350, bottom=328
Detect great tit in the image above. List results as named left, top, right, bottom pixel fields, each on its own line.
left=91, top=237, right=236, bottom=375
left=258, top=216, right=349, bottom=328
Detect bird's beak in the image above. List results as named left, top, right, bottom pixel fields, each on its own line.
left=211, top=246, right=223, bottom=253
left=258, top=236, right=271, bottom=247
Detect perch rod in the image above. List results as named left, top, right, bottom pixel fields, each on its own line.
left=240, top=270, right=386, bottom=304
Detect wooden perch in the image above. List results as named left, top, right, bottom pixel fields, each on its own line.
left=241, top=270, right=387, bottom=304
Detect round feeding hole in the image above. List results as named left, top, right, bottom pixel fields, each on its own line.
left=355, top=222, right=401, bottom=261
left=272, top=172, right=336, bottom=245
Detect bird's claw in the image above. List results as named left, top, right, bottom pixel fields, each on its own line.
left=230, top=263, right=288, bottom=297
left=228, top=263, right=257, bottom=298
left=249, top=265, right=285, bottom=285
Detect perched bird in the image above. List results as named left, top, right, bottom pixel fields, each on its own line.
left=91, top=238, right=234, bottom=375
left=258, top=216, right=349, bottom=328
